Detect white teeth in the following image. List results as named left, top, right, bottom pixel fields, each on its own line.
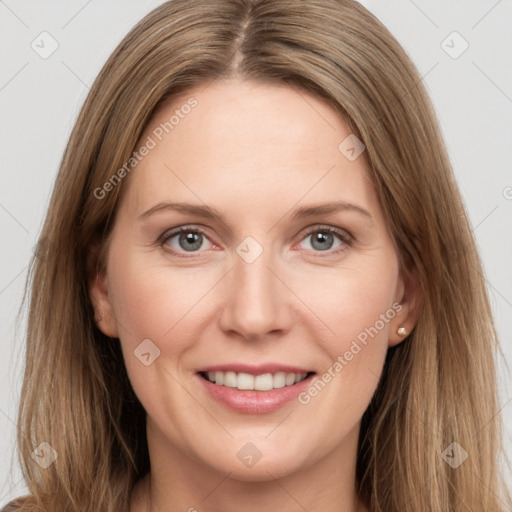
left=254, top=373, right=274, bottom=391
left=224, top=371, right=237, bottom=388
left=273, top=371, right=286, bottom=389
left=285, top=373, right=296, bottom=386
left=237, top=372, right=254, bottom=390
left=203, top=370, right=309, bottom=390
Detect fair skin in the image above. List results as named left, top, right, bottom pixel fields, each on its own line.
left=90, top=78, right=420, bottom=512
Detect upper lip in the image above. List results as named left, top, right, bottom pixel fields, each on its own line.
left=196, top=363, right=314, bottom=375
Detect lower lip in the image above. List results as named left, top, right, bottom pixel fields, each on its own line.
left=197, top=373, right=314, bottom=414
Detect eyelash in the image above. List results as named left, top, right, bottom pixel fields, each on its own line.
left=158, top=224, right=353, bottom=259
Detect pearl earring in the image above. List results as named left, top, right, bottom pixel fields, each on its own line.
left=397, top=327, right=407, bottom=336
left=96, top=316, right=103, bottom=323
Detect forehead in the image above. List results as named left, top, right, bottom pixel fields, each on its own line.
left=150, top=78, right=352, bottom=157
left=119, top=79, right=375, bottom=217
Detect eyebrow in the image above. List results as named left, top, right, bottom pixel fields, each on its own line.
left=138, top=200, right=373, bottom=224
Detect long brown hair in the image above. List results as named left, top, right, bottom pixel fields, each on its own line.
left=4, top=0, right=511, bottom=510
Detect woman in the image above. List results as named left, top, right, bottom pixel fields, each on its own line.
left=3, top=0, right=511, bottom=510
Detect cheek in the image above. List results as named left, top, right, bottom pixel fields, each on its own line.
left=108, top=249, right=201, bottom=344
left=106, top=254, right=204, bottom=418
left=304, top=264, right=398, bottom=345
left=297, top=260, right=398, bottom=404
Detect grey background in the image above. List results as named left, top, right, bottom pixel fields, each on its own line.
left=1, top=0, right=511, bottom=505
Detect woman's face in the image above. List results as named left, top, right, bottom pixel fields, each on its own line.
left=91, top=78, right=416, bottom=481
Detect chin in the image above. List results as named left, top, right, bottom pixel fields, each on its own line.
left=198, top=441, right=310, bottom=482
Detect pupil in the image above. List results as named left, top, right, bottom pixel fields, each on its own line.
left=180, top=232, right=202, bottom=251
left=312, top=232, right=333, bottom=251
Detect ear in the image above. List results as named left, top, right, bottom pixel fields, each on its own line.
left=388, top=263, right=422, bottom=347
left=87, top=243, right=119, bottom=338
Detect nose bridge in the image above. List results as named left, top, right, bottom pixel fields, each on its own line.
left=219, top=236, right=291, bottom=338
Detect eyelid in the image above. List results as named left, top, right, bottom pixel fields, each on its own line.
left=298, top=224, right=352, bottom=242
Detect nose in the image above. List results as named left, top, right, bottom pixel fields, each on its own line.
left=218, top=243, right=295, bottom=341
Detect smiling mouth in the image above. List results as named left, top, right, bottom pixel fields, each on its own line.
left=199, top=371, right=315, bottom=391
